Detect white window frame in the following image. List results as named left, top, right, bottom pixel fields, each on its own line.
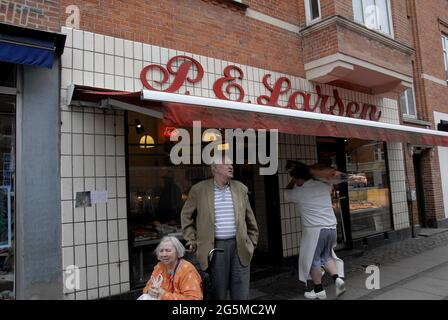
left=442, top=34, right=448, bottom=81
left=352, top=0, right=394, bottom=37
left=305, top=0, right=322, bottom=25
left=400, top=86, right=417, bottom=118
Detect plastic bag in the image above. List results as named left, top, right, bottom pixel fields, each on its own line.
left=137, top=293, right=157, bottom=300
left=137, top=274, right=163, bottom=301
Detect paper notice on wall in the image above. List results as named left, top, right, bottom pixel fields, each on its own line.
left=75, top=191, right=91, bottom=208
left=91, top=191, right=108, bottom=204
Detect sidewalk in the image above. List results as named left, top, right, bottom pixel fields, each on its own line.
left=250, top=228, right=448, bottom=300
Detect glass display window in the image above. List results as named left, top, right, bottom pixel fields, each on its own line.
left=127, top=111, right=210, bottom=286
left=345, top=140, right=391, bottom=239
left=0, top=93, right=16, bottom=300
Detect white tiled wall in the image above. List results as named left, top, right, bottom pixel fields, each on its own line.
left=61, top=106, right=129, bottom=300
left=60, top=35, right=129, bottom=299
left=60, top=28, right=398, bottom=127
left=60, top=27, right=406, bottom=278
left=387, top=143, right=409, bottom=230
left=277, top=133, right=318, bottom=257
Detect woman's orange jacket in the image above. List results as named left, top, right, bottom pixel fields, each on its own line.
left=143, top=259, right=203, bottom=300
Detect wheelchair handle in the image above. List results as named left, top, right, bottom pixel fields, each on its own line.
left=208, top=248, right=224, bottom=263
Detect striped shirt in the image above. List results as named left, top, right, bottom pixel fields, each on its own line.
left=214, top=181, right=237, bottom=239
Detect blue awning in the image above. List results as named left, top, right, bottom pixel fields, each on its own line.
left=0, top=34, right=55, bottom=68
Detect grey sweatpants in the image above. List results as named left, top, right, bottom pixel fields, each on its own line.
left=210, top=238, right=250, bottom=300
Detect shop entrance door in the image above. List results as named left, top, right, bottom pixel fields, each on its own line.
left=316, top=138, right=352, bottom=250
left=233, top=164, right=282, bottom=267
left=413, top=154, right=426, bottom=228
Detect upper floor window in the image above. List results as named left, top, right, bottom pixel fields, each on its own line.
left=305, top=0, right=321, bottom=25
left=400, top=87, right=416, bottom=117
left=353, top=0, right=393, bottom=36
left=442, top=35, right=448, bottom=80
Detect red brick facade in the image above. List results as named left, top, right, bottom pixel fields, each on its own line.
left=404, top=0, right=448, bottom=226
left=0, top=0, right=60, bottom=32
left=60, top=0, right=305, bottom=76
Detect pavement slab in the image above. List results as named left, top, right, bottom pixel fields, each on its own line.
left=250, top=229, right=448, bottom=300
left=371, top=287, right=443, bottom=300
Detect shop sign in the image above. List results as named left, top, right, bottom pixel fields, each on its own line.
left=140, top=55, right=382, bottom=121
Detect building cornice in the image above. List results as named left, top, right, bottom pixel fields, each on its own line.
left=299, top=15, right=415, bottom=55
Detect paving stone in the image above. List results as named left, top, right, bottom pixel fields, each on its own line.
left=371, top=287, right=443, bottom=300
left=400, top=276, right=448, bottom=297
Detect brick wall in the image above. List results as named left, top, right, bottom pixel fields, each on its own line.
left=390, top=0, right=413, bottom=47
left=0, top=0, right=60, bottom=32
left=407, top=0, right=448, bottom=225
left=301, top=24, right=339, bottom=62
left=410, top=0, right=448, bottom=120
left=337, top=25, right=413, bottom=76
left=245, top=0, right=301, bottom=25
left=334, top=0, right=353, bottom=20
left=60, top=0, right=305, bottom=77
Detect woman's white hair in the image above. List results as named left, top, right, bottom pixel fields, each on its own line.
left=155, top=236, right=185, bottom=259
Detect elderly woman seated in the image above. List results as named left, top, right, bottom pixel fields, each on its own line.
left=143, top=236, right=203, bottom=300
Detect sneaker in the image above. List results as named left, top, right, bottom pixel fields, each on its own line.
left=335, top=278, right=346, bottom=297
left=304, top=289, right=327, bottom=300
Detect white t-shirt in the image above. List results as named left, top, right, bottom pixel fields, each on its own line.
left=284, top=179, right=337, bottom=229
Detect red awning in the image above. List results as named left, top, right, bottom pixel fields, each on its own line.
left=69, top=85, right=154, bottom=107
left=68, top=85, right=448, bottom=147
left=161, top=103, right=448, bottom=146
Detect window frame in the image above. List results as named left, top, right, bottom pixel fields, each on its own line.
left=400, top=86, right=417, bottom=118
left=442, top=34, right=448, bottom=81
left=305, top=0, right=322, bottom=25
left=352, top=0, right=395, bottom=37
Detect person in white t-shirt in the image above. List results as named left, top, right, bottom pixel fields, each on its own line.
left=284, top=163, right=347, bottom=300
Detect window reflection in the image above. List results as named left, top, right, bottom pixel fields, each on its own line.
left=0, top=94, right=15, bottom=300
left=0, top=62, right=16, bottom=88
left=346, top=140, right=391, bottom=239
left=127, top=112, right=210, bottom=286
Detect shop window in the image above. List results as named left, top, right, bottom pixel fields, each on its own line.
left=400, top=87, right=417, bottom=117
left=0, top=94, right=16, bottom=300
left=442, top=34, right=448, bottom=81
left=305, top=0, right=321, bottom=25
left=353, top=0, right=393, bottom=36
left=127, top=112, right=210, bottom=286
left=0, top=62, right=16, bottom=88
left=345, top=140, right=391, bottom=239
left=438, top=120, right=448, bottom=132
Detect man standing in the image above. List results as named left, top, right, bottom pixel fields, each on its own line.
left=181, top=157, right=259, bottom=300
left=284, top=163, right=348, bottom=300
